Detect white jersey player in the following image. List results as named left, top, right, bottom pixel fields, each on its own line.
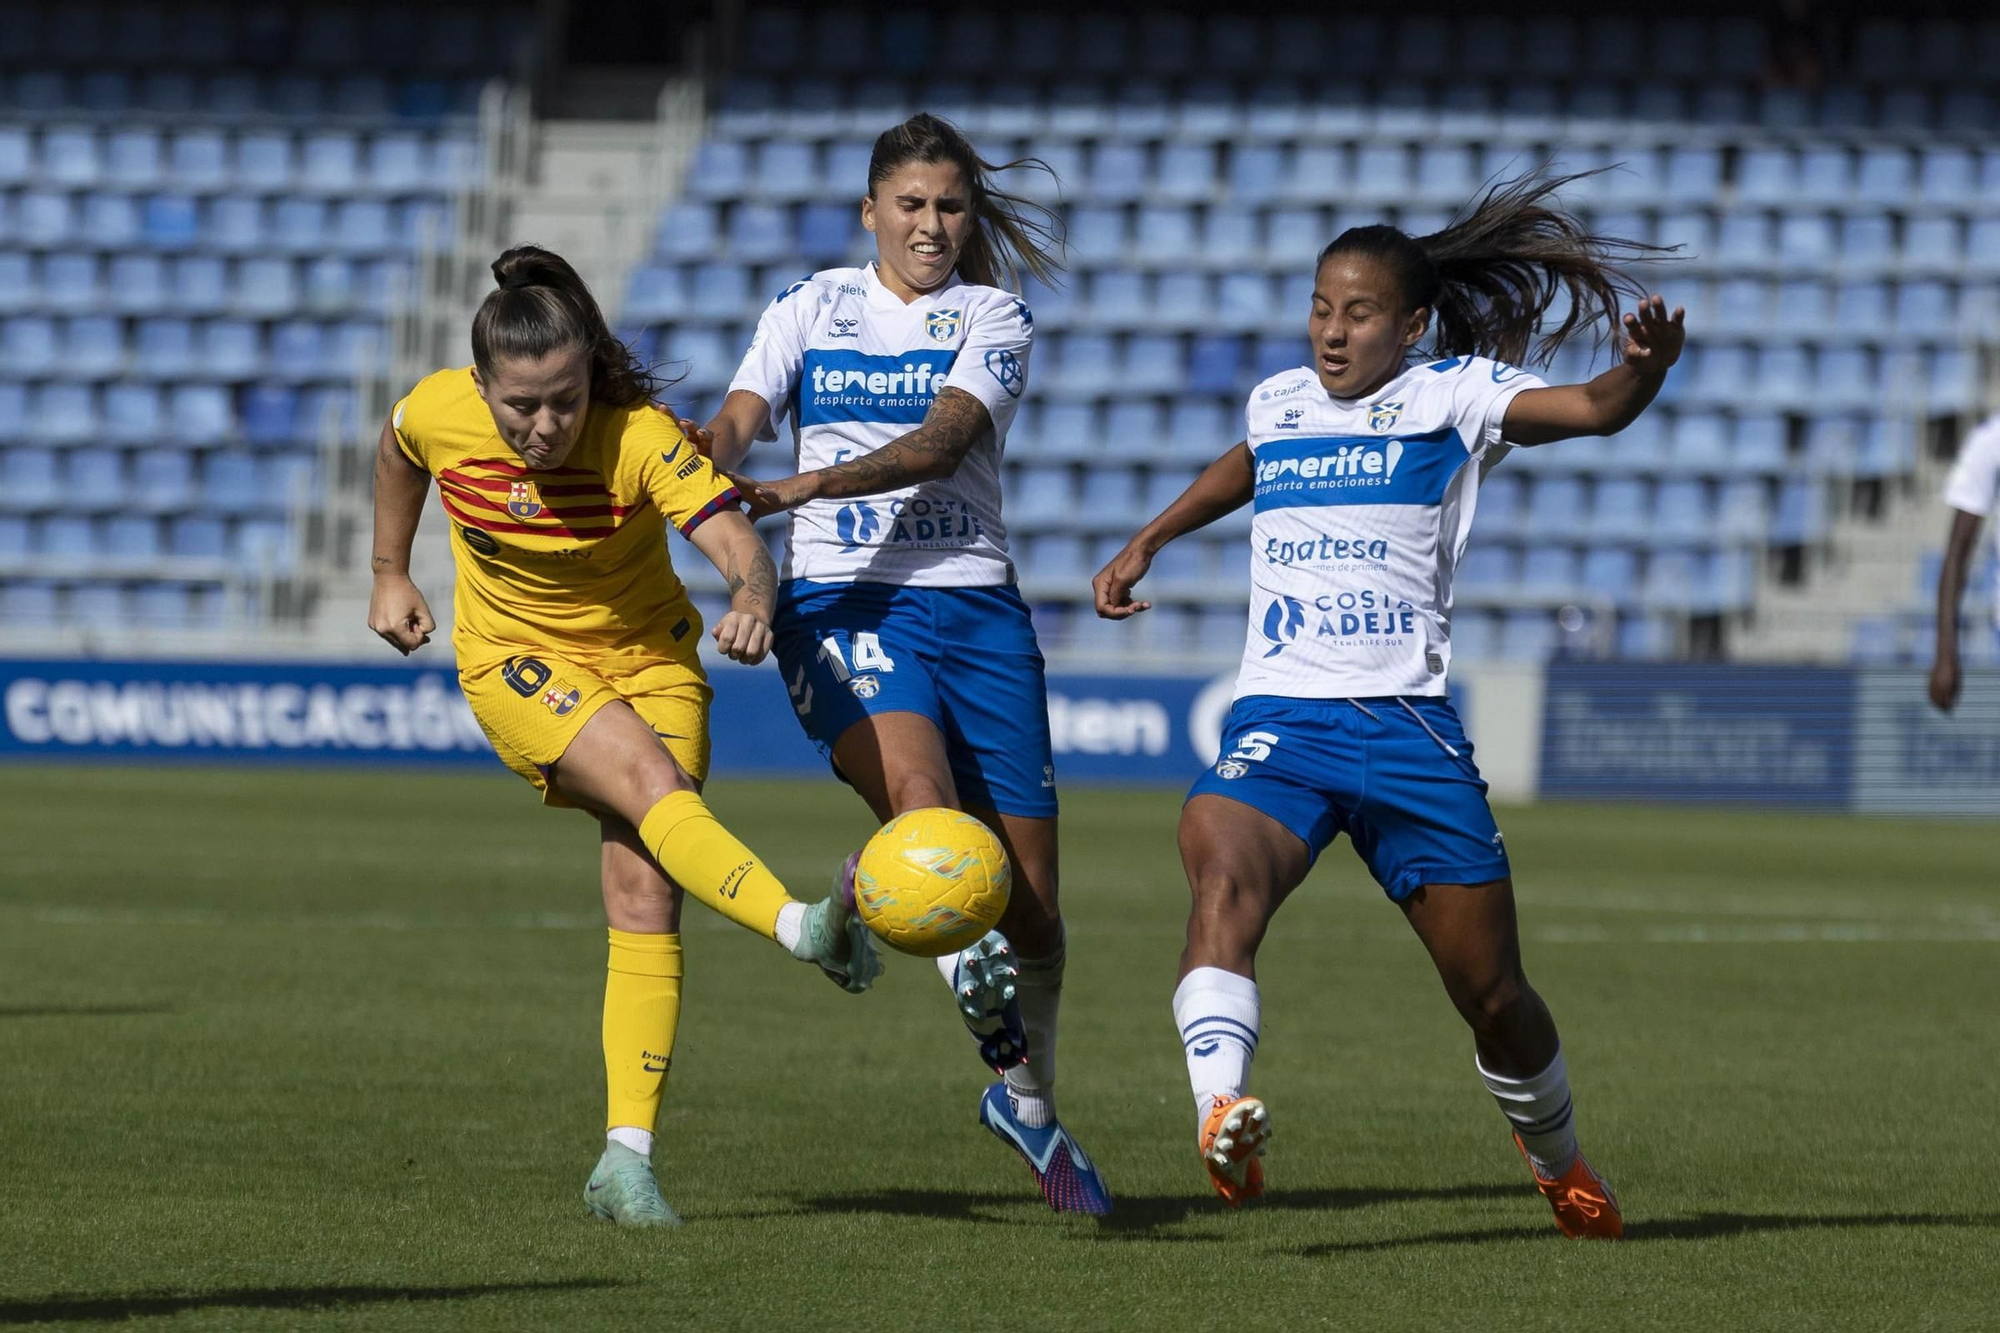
left=1929, top=414, right=2000, bottom=711
left=1095, top=172, right=1685, bottom=1237
left=694, top=113, right=1111, bottom=1215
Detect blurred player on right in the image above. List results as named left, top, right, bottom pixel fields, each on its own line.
left=1928, top=414, right=2000, bottom=712
left=1094, top=172, right=1680, bottom=1237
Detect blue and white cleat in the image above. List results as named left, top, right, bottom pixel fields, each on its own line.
left=952, top=932, right=1026, bottom=1074
left=979, top=1081, right=1113, bottom=1215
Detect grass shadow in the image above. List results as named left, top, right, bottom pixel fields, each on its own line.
left=0, top=1279, right=623, bottom=1325
left=1288, top=1210, right=2000, bottom=1256
left=0, top=1004, right=173, bottom=1020
left=783, top=1183, right=1521, bottom=1238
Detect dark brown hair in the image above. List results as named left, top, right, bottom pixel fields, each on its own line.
left=866, top=113, right=1066, bottom=291
left=470, top=245, right=659, bottom=407
left=1320, top=169, right=1669, bottom=367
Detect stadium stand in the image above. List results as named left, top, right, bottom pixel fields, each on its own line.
left=627, top=10, right=2000, bottom=665
left=0, top=2, right=526, bottom=636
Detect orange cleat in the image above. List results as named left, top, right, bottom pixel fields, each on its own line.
left=1199, top=1095, right=1271, bottom=1208
left=1515, top=1134, right=1624, bottom=1239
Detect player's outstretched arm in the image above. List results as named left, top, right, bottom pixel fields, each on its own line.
left=739, top=387, right=993, bottom=520
left=1093, top=442, right=1254, bottom=620
left=688, top=510, right=778, bottom=665
left=1502, top=294, right=1686, bottom=447
left=690, top=391, right=774, bottom=473
left=1930, top=508, right=1983, bottom=712
left=366, top=416, right=436, bottom=655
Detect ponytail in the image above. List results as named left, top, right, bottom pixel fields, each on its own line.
left=866, top=112, right=1067, bottom=291
left=1321, top=169, right=1668, bottom=368
left=470, top=245, right=660, bottom=408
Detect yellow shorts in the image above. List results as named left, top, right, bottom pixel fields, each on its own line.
left=459, top=650, right=713, bottom=807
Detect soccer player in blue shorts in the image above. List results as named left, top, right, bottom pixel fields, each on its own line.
left=687, top=114, right=1110, bottom=1214
left=1094, top=171, right=1686, bottom=1237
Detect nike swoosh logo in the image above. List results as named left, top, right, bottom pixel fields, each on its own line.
left=587, top=1181, right=606, bottom=1192
left=660, top=444, right=684, bottom=468
left=642, top=1062, right=668, bottom=1073
left=1191, top=1040, right=1221, bottom=1056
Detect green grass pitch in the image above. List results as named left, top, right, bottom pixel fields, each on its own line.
left=2, top=764, right=1996, bottom=1331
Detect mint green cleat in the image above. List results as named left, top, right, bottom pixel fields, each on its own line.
left=584, top=1143, right=681, bottom=1228
left=791, top=857, right=882, bottom=994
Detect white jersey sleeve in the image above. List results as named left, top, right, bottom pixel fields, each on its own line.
left=1943, top=415, right=2000, bottom=517
left=1449, top=355, right=1548, bottom=458
left=938, top=288, right=1033, bottom=435
left=727, top=278, right=817, bottom=441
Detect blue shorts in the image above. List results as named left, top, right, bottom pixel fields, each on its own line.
left=1186, top=694, right=1510, bottom=901
left=774, top=579, right=1058, bottom=818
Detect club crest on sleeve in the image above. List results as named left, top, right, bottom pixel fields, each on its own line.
left=1369, top=401, right=1404, bottom=433
left=541, top=681, right=580, bottom=715
left=507, top=481, right=544, bottom=519
left=925, top=309, right=962, bottom=342
left=985, top=348, right=1024, bottom=397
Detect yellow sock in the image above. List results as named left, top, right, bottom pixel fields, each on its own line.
left=604, top=929, right=683, bottom=1136
left=637, top=790, right=797, bottom=942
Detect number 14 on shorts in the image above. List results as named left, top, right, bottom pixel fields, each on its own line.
left=819, top=632, right=897, bottom=702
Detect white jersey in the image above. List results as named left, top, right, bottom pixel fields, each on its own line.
left=728, top=263, right=1032, bottom=587
left=1941, top=412, right=2000, bottom=628
left=1233, top=355, right=1545, bottom=700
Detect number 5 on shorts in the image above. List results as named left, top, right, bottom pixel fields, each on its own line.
left=1227, top=731, right=1280, bottom=764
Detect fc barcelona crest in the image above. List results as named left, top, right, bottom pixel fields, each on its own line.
left=925, top=309, right=962, bottom=343
left=542, top=681, right=580, bottom=716
left=507, top=481, right=544, bottom=519
left=1368, top=401, right=1404, bottom=433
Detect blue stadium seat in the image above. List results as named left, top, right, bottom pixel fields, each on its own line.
left=1154, top=272, right=1208, bottom=327
left=1854, top=418, right=1914, bottom=480
left=243, top=256, right=304, bottom=316
left=1475, top=473, right=1524, bottom=539
left=1665, top=147, right=1722, bottom=199
left=230, top=129, right=293, bottom=191
left=202, top=318, right=262, bottom=379
left=17, top=190, right=75, bottom=247
left=689, top=261, right=751, bottom=315
left=170, top=129, right=230, bottom=192
left=654, top=203, right=718, bottom=262
left=727, top=205, right=792, bottom=264
left=1752, top=345, right=1812, bottom=410
left=1111, top=79, right=1176, bottom=140
left=1037, top=402, right=1098, bottom=456
left=1078, top=467, right=1142, bottom=525
left=1013, top=465, right=1075, bottom=522
left=143, top=194, right=200, bottom=249
left=624, top=266, right=683, bottom=324
left=168, top=384, right=232, bottom=445
left=91, top=512, right=156, bottom=564
left=1046, top=80, right=1113, bottom=138
left=1832, top=280, right=1889, bottom=329
left=201, top=451, right=262, bottom=515
left=795, top=203, right=856, bottom=264
left=1735, top=147, right=1794, bottom=205
left=0, top=447, right=59, bottom=511
left=206, top=194, right=264, bottom=251
left=137, top=317, right=197, bottom=377
left=65, top=581, right=128, bottom=628
left=1770, top=478, right=1826, bottom=546
left=366, top=132, right=427, bottom=192
left=102, top=384, right=164, bottom=444
left=38, top=515, right=99, bottom=563
left=168, top=514, right=229, bottom=560
left=1714, top=212, right=1772, bottom=266
left=75, top=191, right=139, bottom=249
left=1456, top=545, right=1517, bottom=593
left=1813, top=348, right=1876, bottom=410
left=1200, top=209, right=1259, bottom=266
left=1102, top=402, right=1167, bottom=462
left=36, top=383, right=96, bottom=446
left=41, top=253, right=97, bottom=313
left=1266, top=207, right=1327, bottom=267
left=1152, top=143, right=1215, bottom=203
left=2, top=318, right=56, bottom=376
left=1498, top=609, right=1557, bottom=661
left=1087, top=271, right=1147, bottom=324
left=169, top=255, right=228, bottom=316
left=132, top=448, right=195, bottom=513
left=1855, top=148, right=1913, bottom=204
left=1667, top=411, right=1731, bottom=474
left=1067, top=207, right=1126, bottom=262
left=1520, top=544, right=1579, bottom=593
left=752, top=140, right=818, bottom=201
left=1449, top=610, right=1500, bottom=661
left=0, top=580, right=59, bottom=623
left=1589, top=477, right=1650, bottom=542
left=0, top=126, right=30, bottom=187
left=41, top=125, right=102, bottom=188
left=1715, top=478, right=1770, bottom=542
left=1581, top=545, right=1640, bottom=608
left=58, top=315, right=120, bottom=378
left=241, top=385, right=299, bottom=448
left=1652, top=479, right=1712, bottom=544
left=1187, top=336, right=1243, bottom=395
left=65, top=448, right=125, bottom=510
left=1135, top=205, right=1199, bottom=265
left=1527, top=475, right=1586, bottom=530
left=685, top=141, right=749, bottom=201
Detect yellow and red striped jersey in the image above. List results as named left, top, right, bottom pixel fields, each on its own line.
left=392, top=367, right=738, bottom=665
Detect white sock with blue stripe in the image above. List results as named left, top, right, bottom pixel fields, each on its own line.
left=1172, top=966, right=1260, bottom=1131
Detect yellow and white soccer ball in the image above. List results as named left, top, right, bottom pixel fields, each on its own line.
left=852, top=807, right=1011, bottom=957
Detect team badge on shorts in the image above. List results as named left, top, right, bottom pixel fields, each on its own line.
left=1369, top=401, right=1404, bottom=433
left=925, top=309, right=961, bottom=342
left=1215, top=759, right=1249, bottom=780
left=541, top=681, right=581, bottom=715
left=848, top=674, right=880, bottom=700
left=507, top=481, right=544, bottom=519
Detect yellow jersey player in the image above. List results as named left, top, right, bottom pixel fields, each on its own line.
left=367, top=245, right=880, bottom=1228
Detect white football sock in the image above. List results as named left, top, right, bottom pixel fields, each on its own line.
left=607, top=1126, right=653, bottom=1157
left=1173, top=966, right=1260, bottom=1132
left=773, top=901, right=805, bottom=952
left=1001, top=940, right=1063, bottom=1129
left=1478, top=1047, right=1578, bottom=1178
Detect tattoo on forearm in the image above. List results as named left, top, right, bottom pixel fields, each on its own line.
left=727, top=542, right=778, bottom=611
left=813, top=388, right=992, bottom=498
